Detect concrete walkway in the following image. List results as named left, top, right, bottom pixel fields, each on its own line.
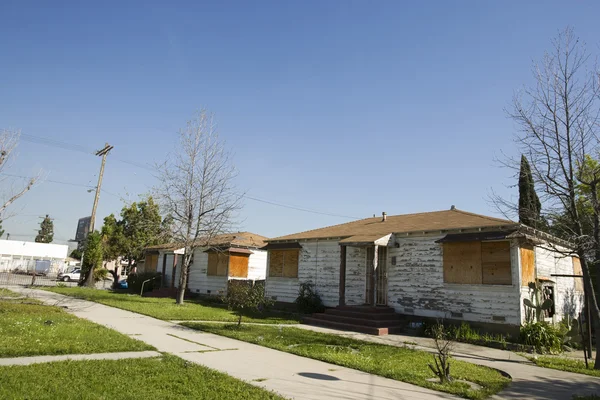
left=9, top=287, right=458, bottom=400
left=296, top=325, right=600, bottom=400
left=0, top=350, right=161, bottom=366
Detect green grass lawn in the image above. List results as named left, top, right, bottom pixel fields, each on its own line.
left=182, top=323, right=510, bottom=400
left=0, top=299, right=153, bottom=357
left=0, top=354, right=284, bottom=400
left=529, top=356, right=600, bottom=378
left=44, top=286, right=300, bottom=324
left=0, top=288, right=19, bottom=297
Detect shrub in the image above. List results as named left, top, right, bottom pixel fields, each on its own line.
left=94, top=268, right=109, bottom=282
left=519, top=321, right=564, bottom=354
left=294, top=282, right=325, bottom=314
left=224, top=280, right=273, bottom=326
left=127, top=272, right=162, bottom=295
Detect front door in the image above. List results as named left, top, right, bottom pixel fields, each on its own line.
left=365, top=246, right=388, bottom=306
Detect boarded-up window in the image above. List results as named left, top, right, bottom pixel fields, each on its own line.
left=520, top=245, right=535, bottom=287
left=481, top=242, right=512, bottom=285
left=443, top=241, right=512, bottom=285
left=207, top=252, right=228, bottom=276
left=443, top=242, right=482, bottom=284
left=229, top=253, right=249, bottom=278
left=268, top=249, right=299, bottom=278
left=573, top=257, right=584, bottom=292
left=145, top=253, right=158, bottom=273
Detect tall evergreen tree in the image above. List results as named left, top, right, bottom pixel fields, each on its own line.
left=518, top=155, right=542, bottom=228
left=35, top=214, right=54, bottom=243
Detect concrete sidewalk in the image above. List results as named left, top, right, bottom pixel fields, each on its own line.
left=0, top=351, right=161, bottom=366
left=10, top=287, right=458, bottom=400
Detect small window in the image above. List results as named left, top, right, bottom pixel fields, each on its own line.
left=207, top=252, right=228, bottom=276
left=268, top=249, right=299, bottom=278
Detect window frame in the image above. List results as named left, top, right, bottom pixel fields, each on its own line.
left=268, top=249, right=300, bottom=278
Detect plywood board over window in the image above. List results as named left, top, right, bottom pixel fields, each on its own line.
left=229, top=253, right=249, bottom=278
left=520, top=245, right=535, bottom=287
left=207, top=252, right=228, bottom=276
left=268, top=249, right=299, bottom=278
left=482, top=241, right=512, bottom=285
left=573, top=257, right=584, bottom=292
left=443, top=242, right=482, bottom=284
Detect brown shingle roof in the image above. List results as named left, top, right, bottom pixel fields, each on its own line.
left=147, top=232, right=268, bottom=251
left=268, top=209, right=515, bottom=242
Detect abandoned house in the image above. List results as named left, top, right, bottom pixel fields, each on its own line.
left=263, top=208, right=584, bottom=335
left=144, top=232, right=268, bottom=296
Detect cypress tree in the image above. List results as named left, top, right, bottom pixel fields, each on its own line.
left=35, top=215, right=54, bottom=243
left=518, top=155, right=542, bottom=228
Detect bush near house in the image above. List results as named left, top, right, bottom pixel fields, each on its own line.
left=294, top=282, right=325, bottom=314
left=519, top=322, right=564, bottom=354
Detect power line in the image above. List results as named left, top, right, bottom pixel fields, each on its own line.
left=21, top=133, right=156, bottom=172
left=1, top=173, right=120, bottom=198
left=242, top=194, right=361, bottom=220
left=18, top=133, right=362, bottom=220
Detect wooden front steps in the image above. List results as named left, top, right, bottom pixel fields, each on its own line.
left=303, top=305, right=405, bottom=336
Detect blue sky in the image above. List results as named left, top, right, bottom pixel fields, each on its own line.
left=1, top=1, right=599, bottom=245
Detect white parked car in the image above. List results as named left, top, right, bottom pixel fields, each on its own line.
left=57, top=268, right=81, bottom=282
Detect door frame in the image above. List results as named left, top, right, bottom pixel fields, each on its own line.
left=365, top=245, right=388, bottom=306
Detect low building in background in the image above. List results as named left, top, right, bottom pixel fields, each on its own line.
left=0, top=240, right=69, bottom=275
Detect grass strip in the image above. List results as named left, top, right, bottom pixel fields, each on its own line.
left=182, top=322, right=510, bottom=400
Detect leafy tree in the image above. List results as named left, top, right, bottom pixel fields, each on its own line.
left=518, top=155, right=542, bottom=228
left=119, top=197, right=164, bottom=271
left=69, top=248, right=82, bottom=260
left=80, top=231, right=103, bottom=287
left=99, top=196, right=167, bottom=288
left=101, top=213, right=124, bottom=288
left=35, top=214, right=53, bottom=243
left=0, top=220, right=4, bottom=239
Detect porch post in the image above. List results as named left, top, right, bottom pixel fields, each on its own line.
left=372, top=244, right=379, bottom=306
left=171, top=254, right=178, bottom=289
left=161, top=254, right=167, bottom=288
left=339, top=245, right=347, bottom=306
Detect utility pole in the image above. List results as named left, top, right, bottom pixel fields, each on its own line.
left=89, top=143, right=114, bottom=233
left=84, top=143, right=113, bottom=287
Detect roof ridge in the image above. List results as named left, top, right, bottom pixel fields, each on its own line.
left=451, top=208, right=513, bottom=224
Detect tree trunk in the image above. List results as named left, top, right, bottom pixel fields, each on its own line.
left=84, top=265, right=95, bottom=287
left=176, top=251, right=191, bottom=305
left=109, top=268, right=119, bottom=289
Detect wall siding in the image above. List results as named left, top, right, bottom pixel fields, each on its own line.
left=187, top=250, right=227, bottom=295
left=248, top=250, right=268, bottom=280
left=266, top=241, right=340, bottom=305
left=387, top=236, right=522, bottom=326
left=518, top=246, right=583, bottom=324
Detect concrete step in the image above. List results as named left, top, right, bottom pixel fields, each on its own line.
left=309, top=313, right=405, bottom=328
left=302, top=317, right=393, bottom=336
left=324, top=308, right=404, bottom=321
left=335, top=305, right=397, bottom=314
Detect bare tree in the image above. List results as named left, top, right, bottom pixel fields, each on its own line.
left=155, top=110, right=242, bottom=305
left=500, top=28, right=600, bottom=367
left=0, top=129, right=38, bottom=217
